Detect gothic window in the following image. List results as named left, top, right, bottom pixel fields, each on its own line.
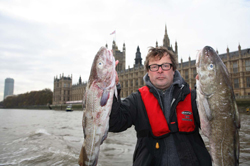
left=193, top=68, right=197, bottom=79
left=246, top=59, right=250, bottom=71
left=185, top=70, right=189, bottom=80
left=234, top=78, right=239, bottom=89
left=247, top=77, right=250, bottom=88
left=233, top=61, right=238, bottom=73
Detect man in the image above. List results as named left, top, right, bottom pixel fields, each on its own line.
left=109, top=46, right=212, bottom=166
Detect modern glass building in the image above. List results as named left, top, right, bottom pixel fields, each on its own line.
left=4, top=78, right=14, bottom=99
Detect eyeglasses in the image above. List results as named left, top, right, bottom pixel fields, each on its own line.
left=148, top=63, right=173, bottom=72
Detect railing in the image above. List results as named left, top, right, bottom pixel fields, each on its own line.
left=235, top=96, right=250, bottom=99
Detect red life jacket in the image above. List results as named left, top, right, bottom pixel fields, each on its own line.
left=138, top=86, right=195, bottom=137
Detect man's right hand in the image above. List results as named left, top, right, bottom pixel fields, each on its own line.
left=115, top=60, right=119, bottom=85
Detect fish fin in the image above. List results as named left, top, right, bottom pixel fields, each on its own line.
left=82, top=112, right=86, bottom=138
left=233, top=99, right=241, bottom=129
left=101, top=124, right=109, bottom=144
left=100, top=90, right=109, bottom=106
left=203, top=98, right=213, bottom=121
left=78, top=143, right=87, bottom=166
left=82, top=91, right=87, bottom=109
left=101, top=131, right=108, bottom=145
left=235, top=129, right=240, bottom=166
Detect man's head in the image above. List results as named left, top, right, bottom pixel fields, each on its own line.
left=145, top=46, right=177, bottom=90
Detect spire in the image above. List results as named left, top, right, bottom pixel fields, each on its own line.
left=175, top=40, right=178, bottom=56
left=79, top=76, right=82, bottom=84
left=227, top=46, right=229, bottom=53
left=165, top=24, right=167, bottom=35
left=135, top=46, right=142, bottom=67
left=163, top=24, right=170, bottom=48
left=238, top=43, right=241, bottom=57
left=123, top=42, right=126, bottom=51
left=112, top=40, right=118, bottom=50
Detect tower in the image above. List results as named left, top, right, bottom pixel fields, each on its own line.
left=175, top=41, right=178, bottom=63
left=53, top=74, right=72, bottom=105
left=112, top=40, right=126, bottom=72
left=134, top=46, right=142, bottom=67
left=162, top=24, right=178, bottom=62
left=163, top=24, right=170, bottom=49
left=4, top=78, right=14, bottom=99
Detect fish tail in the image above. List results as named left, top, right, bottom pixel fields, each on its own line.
left=235, top=129, right=240, bottom=166
left=78, top=144, right=88, bottom=166
left=78, top=143, right=99, bottom=166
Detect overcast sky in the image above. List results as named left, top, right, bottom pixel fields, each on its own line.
left=0, top=0, right=250, bottom=101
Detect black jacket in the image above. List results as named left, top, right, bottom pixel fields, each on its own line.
left=109, top=73, right=212, bottom=166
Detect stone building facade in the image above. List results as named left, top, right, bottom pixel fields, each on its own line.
left=53, top=74, right=87, bottom=105
left=53, top=73, right=72, bottom=105
left=53, top=25, right=250, bottom=104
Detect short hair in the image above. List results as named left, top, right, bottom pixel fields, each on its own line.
left=145, top=46, right=178, bottom=71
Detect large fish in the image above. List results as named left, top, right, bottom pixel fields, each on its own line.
left=78, top=47, right=117, bottom=166
left=196, top=46, right=240, bottom=166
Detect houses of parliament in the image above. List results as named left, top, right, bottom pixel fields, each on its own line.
left=53, top=26, right=250, bottom=105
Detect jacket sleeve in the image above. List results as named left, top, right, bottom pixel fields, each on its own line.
left=191, top=89, right=201, bottom=129
left=109, top=83, right=138, bottom=132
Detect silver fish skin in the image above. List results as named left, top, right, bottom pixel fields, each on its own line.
left=78, top=47, right=117, bottom=166
left=196, top=46, right=240, bottom=166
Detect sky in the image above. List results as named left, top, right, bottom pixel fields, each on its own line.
left=0, top=0, right=250, bottom=101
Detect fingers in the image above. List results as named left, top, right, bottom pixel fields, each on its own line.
left=195, top=74, right=199, bottom=80
left=115, top=60, right=119, bottom=67
left=115, top=60, right=119, bottom=84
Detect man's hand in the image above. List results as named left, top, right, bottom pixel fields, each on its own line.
left=195, top=74, right=199, bottom=80
left=115, top=60, right=119, bottom=85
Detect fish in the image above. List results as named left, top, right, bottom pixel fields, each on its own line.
left=196, top=46, right=240, bottom=166
left=78, top=47, right=117, bottom=166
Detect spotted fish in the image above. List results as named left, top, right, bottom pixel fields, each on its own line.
left=78, top=47, right=117, bottom=166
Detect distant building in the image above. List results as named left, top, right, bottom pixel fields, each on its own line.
left=53, top=74, right=87, bottom=105
left=4, top=78, right=14, bottom=99
left=53, top=74, right=72, bottom=105
left=53, top=25, right=250, bottom=105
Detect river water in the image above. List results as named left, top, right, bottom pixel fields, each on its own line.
left=0, top=109, right=249, bottom=166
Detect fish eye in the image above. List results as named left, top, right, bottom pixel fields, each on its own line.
left=97, top=61, right=104, bottom=69
left=207, top=64, right=214, bottom=70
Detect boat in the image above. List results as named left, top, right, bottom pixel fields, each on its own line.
left=66, top=104, right=73, bottom=112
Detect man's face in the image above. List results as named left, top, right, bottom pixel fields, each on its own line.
left=148, top=53, right=175, bottom=90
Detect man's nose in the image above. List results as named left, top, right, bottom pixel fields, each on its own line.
left=157, top=66, right=163, bottom=72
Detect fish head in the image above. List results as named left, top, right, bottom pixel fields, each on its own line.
left=89, top=47, right=116, bottom=89
left=196, top=46, right=220, bottom=95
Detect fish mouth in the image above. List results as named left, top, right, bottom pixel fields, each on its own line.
left=202, top=46, right=216, bottom=57
left=200, top=46, right=216, bottom=65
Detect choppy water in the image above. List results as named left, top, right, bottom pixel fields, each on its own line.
left=0, top=109, right=249, bottom=166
